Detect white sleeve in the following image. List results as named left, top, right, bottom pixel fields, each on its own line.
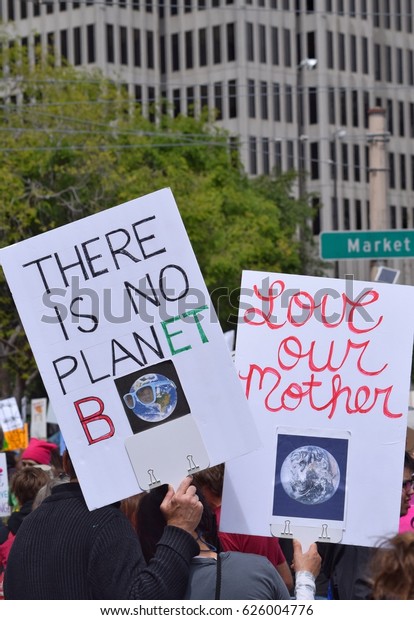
left=294, top=571, right=316, bottom=600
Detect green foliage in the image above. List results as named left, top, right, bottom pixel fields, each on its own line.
left=0, top=51, right=319, bottom=399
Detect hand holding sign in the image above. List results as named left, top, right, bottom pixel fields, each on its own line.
left=161, top=476, right=203, bottom=534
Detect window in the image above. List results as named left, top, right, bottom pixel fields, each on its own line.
left=400, top=154, right=407, bottom=190
left=390, top=206, right=397, bottom=229
left=20, top=0, right=27, bottom=19
left=285, top=84, right=293, bottom=122
left=135, top=85, right=142, bottom=108
left=408, top=0, right=413, bottom=32
left=271, top=27, right=279, bottom=65
left=402, top=206, right=408, bottom=228
left=343, top=199, right=350, bottom=230
left=249, top=137, right=257, bottom=174
left=362, top=37, right=369, bottom=74
left=148, top=86, right=156, bottom=123
left=363, top=91, right=370, bottom=128
left=373, top=0, right=380, bottom=27
left=361, top=0, right=367, bottom=18
left=187, top=87, right=195, bottom=116
left=160, top=36, right=166, bottom=74
left=133, top=29, right=141, bottom=66
left=213, top=26, right=221, bottom=64
left=120, top=26, right=128, bottom=65
left=327, top=31, right=334, bottom=69
left=374, top=43, right=381, bottom=81
left=199, top=28, right=207, bottom=66
left=200, top=85, right=208, bottom=111
left=308, top=88, right=318, bottom=124
left=355, top=200, right=362, bottom=229
left=106, top=24, right=114, bottom=63
left=384, top=0, right=391, bottom=27
left=408, top=50, right=414, bottom=85
left=412, top=156, right=414, bottom=190
left=228, top=80, right=237, bottom=118
left=170, top=0, right=178, bottom=14
left=147, top=30, right=154, bottom=69
left=287, top=140, right=294, bottom=170
left=338, top=32, right=345, bottom=70
left=399, top=101, right=405, bottom=136
left=385, top=46, right=392, bottom=82
left=387, top=99, right=393, bottom=135
left=410, top=103, right=414, bottom=137
left=227, top=23, right=236, bottom=61
left=310, top=142, right=319, bottom=179
left=340, top=88, right=347, bottom=125
left=350, top=34, right=357, bottom=72
left=87, top=24, right=95, bottom=63
left=173, top=89, right=181, bottom=117
left=246, top=23, right=254, bottom=61
left=60, top=29, right=68, bottom=62
left=184, top=0, right=192, bottom=12
left=274, top=141, right=282, bottom=173
left=248, top=79, right=255, bottom=118
left=341, top=143, right=349, bottom=181
left=73, top=27, right=81, bottom=66
left=259, top=25, right=266, bottom=63
left=172, top=33, right=180, bottom=71
left=273, top=83, right=281, bottom=121
left=283, top=29, right=291, bottom=66
left=397, top=48, right=404, bottom=84
left=214, top=82, right=223, bottom=120
left=389, top=152, right=395, bottom=188
left=328, top=87, right=336, bottom=124
left=396, top=0, right=402, bottom=30
left=262, top=138, right=270, bottom=175
left=352, top=90, right=358, bottom=126
left=184, top=31, right=193, bottom=69
left=260, top=81, right=268, bottom=119
left=353, top=144, right=360, bottom=182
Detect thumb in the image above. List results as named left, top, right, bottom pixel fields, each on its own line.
left=292, top=538, right=303, bottom=554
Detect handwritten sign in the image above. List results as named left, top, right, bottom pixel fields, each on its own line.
left=0, top=453, right=10, bottom=518
left=0, top=398, right=23, bottom=432
left=30, top=398, right=47, bottom=439
left=0, top=189, right=259, bottom=509
left=220, top=272, right=414, bottom=547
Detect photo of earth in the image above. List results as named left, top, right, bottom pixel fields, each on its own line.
left=280, top=445, right=341, bottom=505
left=123, top=373, right=178, bottom=423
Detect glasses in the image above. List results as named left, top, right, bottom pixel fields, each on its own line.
left=402, top=479, right=414, bottom=492
left=123, top=381, right=172, bottom=409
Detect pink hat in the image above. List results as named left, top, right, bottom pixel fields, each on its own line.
left=21, top=438, right=58, bottom=465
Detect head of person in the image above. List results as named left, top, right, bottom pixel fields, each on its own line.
left=11, top=466, right=51, bottom=507
left=136, top=482, right=219, bottom=563
left=32, top=473, right=70, bottom=510
left=192, top=464, right=225, bottom=508
left=401, top=451, right=414, bottom=516
left=370, top=532, right=414, bottom=599
left=19, top=438, right=58, bottom=471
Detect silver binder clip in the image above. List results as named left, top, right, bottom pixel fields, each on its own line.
left=187, top=454, right=200, bottom=472
left=148, top=468, right=161, bottom=487
left=281, top=520, right=293, bottom=536
left=319, top=523, right=331, bottom=540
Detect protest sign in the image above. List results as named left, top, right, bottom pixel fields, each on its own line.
left=0, top=453, right=10, bottom=518
left=30, top=398, right=47, bottom=439
left=221, top=271, right=414, bottom=547
left=0, top=188, right=259, bottom=509
left=0, top=398, right=27, bottom=451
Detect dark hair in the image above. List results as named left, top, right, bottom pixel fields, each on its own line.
left=405, top=451, right=414, bottom=473
left=192, top=464, right=225, bottom=498
left=136, top=482, right=220, bottom=563
left=11, top=467, right=51, bottom=506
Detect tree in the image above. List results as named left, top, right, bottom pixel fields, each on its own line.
left=0, top=53, right=319, bottom=402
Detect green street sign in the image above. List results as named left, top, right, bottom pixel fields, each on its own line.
left=320, top=230, right=414, bottom=260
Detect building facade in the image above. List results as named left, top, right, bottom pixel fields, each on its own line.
left=1, top=0, right=414, bottom=282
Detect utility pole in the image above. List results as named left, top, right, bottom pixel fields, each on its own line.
left=368, top=108, right=389, bottom=280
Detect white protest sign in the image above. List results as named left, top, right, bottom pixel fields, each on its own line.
left=0, top=398, right=23, bottom=432
left=0, top=453, right=10, bottom=518
left=221, top=271, right=414, bottom=547
left=0, top=188, right=259, bottom=509
left=30, top=398, right=47, bottom=439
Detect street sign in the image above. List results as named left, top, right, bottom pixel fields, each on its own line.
left=320, top=230, right=414, bottom=260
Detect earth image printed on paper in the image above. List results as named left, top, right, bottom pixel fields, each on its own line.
left=123, top=373, right=178, bottom=423
left=280, top=445, right=341, bottom=505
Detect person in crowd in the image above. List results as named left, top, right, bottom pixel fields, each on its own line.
left=18, top=437, right=58, bottom=472
left=0, top=467, right=50, bottom=570
left=4, top=450, right=202, bottom=600
left=193, top=464, right=294, bottom=592
left=368, top=532, right=414, bottom=599
left=32, top=473, right=70, bottom=510
left=136, top=483, right=321, bottom=600
left=321, top=450, right=414, bottom=599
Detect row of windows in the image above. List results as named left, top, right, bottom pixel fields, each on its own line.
left=3, top=0, right=239, bottom=21
left=17, top=25, right=96, bottom=65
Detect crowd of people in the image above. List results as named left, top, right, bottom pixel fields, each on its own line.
left=1, top=427, right=414, bottom=600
